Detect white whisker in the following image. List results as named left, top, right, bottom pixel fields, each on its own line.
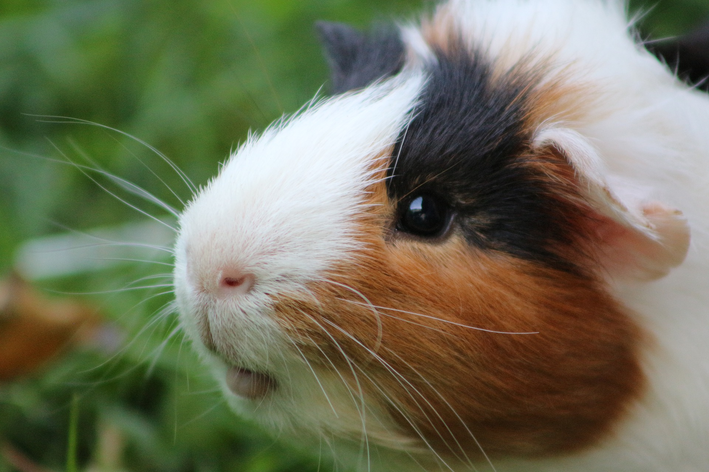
left=324, top=277, right=384, bottom=355
left=283, top=327, right=341, bottom=418
left=293, top=310, right=373, bottom=471
left=177, top=399, right=227, bottom=429
left=66, top=137, right=184, bottom=216
left=25, top=236, right=175, bottom=256
left=47, top=139, right=179, bottom=233
left=45, top=284, right=173, bottom=296
left=30, top=114, right=198, bottom=194
left=385, top=349, right=496, bottom=472
left=84, top=257, right=175, bottom=267
left=77, top=135, right=188, bottom=209
left=346, top=301, right=538, bottom=335
left=320, top=318, right=459, bottom=472
left=146, top=322, right=184, bottom=377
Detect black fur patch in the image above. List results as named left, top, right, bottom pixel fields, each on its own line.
left=388, top=48, right=579, bottom=271
left=316, top=22, right=406, bottom=94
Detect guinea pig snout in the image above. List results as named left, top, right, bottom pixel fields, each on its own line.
left=217, top=270, right=255, bottom=298
left=186, top=260, right=256, bottom=299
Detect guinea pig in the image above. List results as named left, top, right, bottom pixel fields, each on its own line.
left=173, top=0, right=709, bottom=470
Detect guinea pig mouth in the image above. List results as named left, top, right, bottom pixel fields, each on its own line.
left=225, top=366, right=277, bottom=400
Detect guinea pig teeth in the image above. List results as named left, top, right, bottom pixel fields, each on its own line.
left=225, top=367, right=277, bottom=400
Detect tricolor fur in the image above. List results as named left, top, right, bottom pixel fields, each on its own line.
left=174, top=0, right=709, bottom=470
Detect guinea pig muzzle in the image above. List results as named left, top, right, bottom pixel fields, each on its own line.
left=225, top=366, right=277, bottom=400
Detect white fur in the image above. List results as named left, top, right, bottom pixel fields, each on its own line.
left=173, top=74, right=425, bottom=467
left=174, top=1, right=709, bottom=470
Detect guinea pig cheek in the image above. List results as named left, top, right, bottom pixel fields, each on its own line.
left=371, top=242, right=645, bottom=457
left=275, top=217, right=645, bottom=458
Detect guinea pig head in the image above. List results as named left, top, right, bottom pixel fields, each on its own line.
left=174, top=22, right=691, bottom=466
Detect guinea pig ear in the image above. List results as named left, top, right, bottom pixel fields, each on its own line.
left=534, top=127, right=690, bottom=282
left=315, top=21, right=405, bottom=94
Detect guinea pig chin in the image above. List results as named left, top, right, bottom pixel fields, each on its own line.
left=176, top=287, right=277, bottom=363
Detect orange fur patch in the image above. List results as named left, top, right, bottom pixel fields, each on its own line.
left=272, top=162, right=643, bottom=460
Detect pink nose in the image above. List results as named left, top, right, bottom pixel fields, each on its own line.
left=217, top=271, right=255, bottom=298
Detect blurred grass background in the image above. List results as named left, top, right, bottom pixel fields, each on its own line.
left=0, top=0, right=708, bottom=471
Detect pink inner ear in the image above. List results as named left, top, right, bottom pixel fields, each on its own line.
left=533, top=127, right=691, bottom=282
left=594, top=202, right=690, bottom=282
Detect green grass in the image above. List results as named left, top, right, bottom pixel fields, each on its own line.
left=1, top=0, right=708, bottom=470
left=66, top=394, right=79, bottom=472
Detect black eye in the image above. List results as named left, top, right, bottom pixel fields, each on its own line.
left=398, top=194, right=450, bottom=237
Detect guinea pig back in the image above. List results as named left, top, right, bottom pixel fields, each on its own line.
left=174, top=1, right=708, bottom=470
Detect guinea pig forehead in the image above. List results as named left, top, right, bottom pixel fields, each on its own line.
left=217, top=73, right=423, bottom=192
left=386, top=49, right=532, bottom=201
left=177, top=75, right=424, bottom=273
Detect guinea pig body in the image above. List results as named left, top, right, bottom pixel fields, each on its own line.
left=174, top=0, right=709, bottom=470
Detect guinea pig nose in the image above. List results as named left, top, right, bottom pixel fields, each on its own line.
left=217, top=270, right=255, bottom=298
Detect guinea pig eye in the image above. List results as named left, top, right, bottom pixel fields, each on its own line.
left=397, top=194, right=451, bottom=237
